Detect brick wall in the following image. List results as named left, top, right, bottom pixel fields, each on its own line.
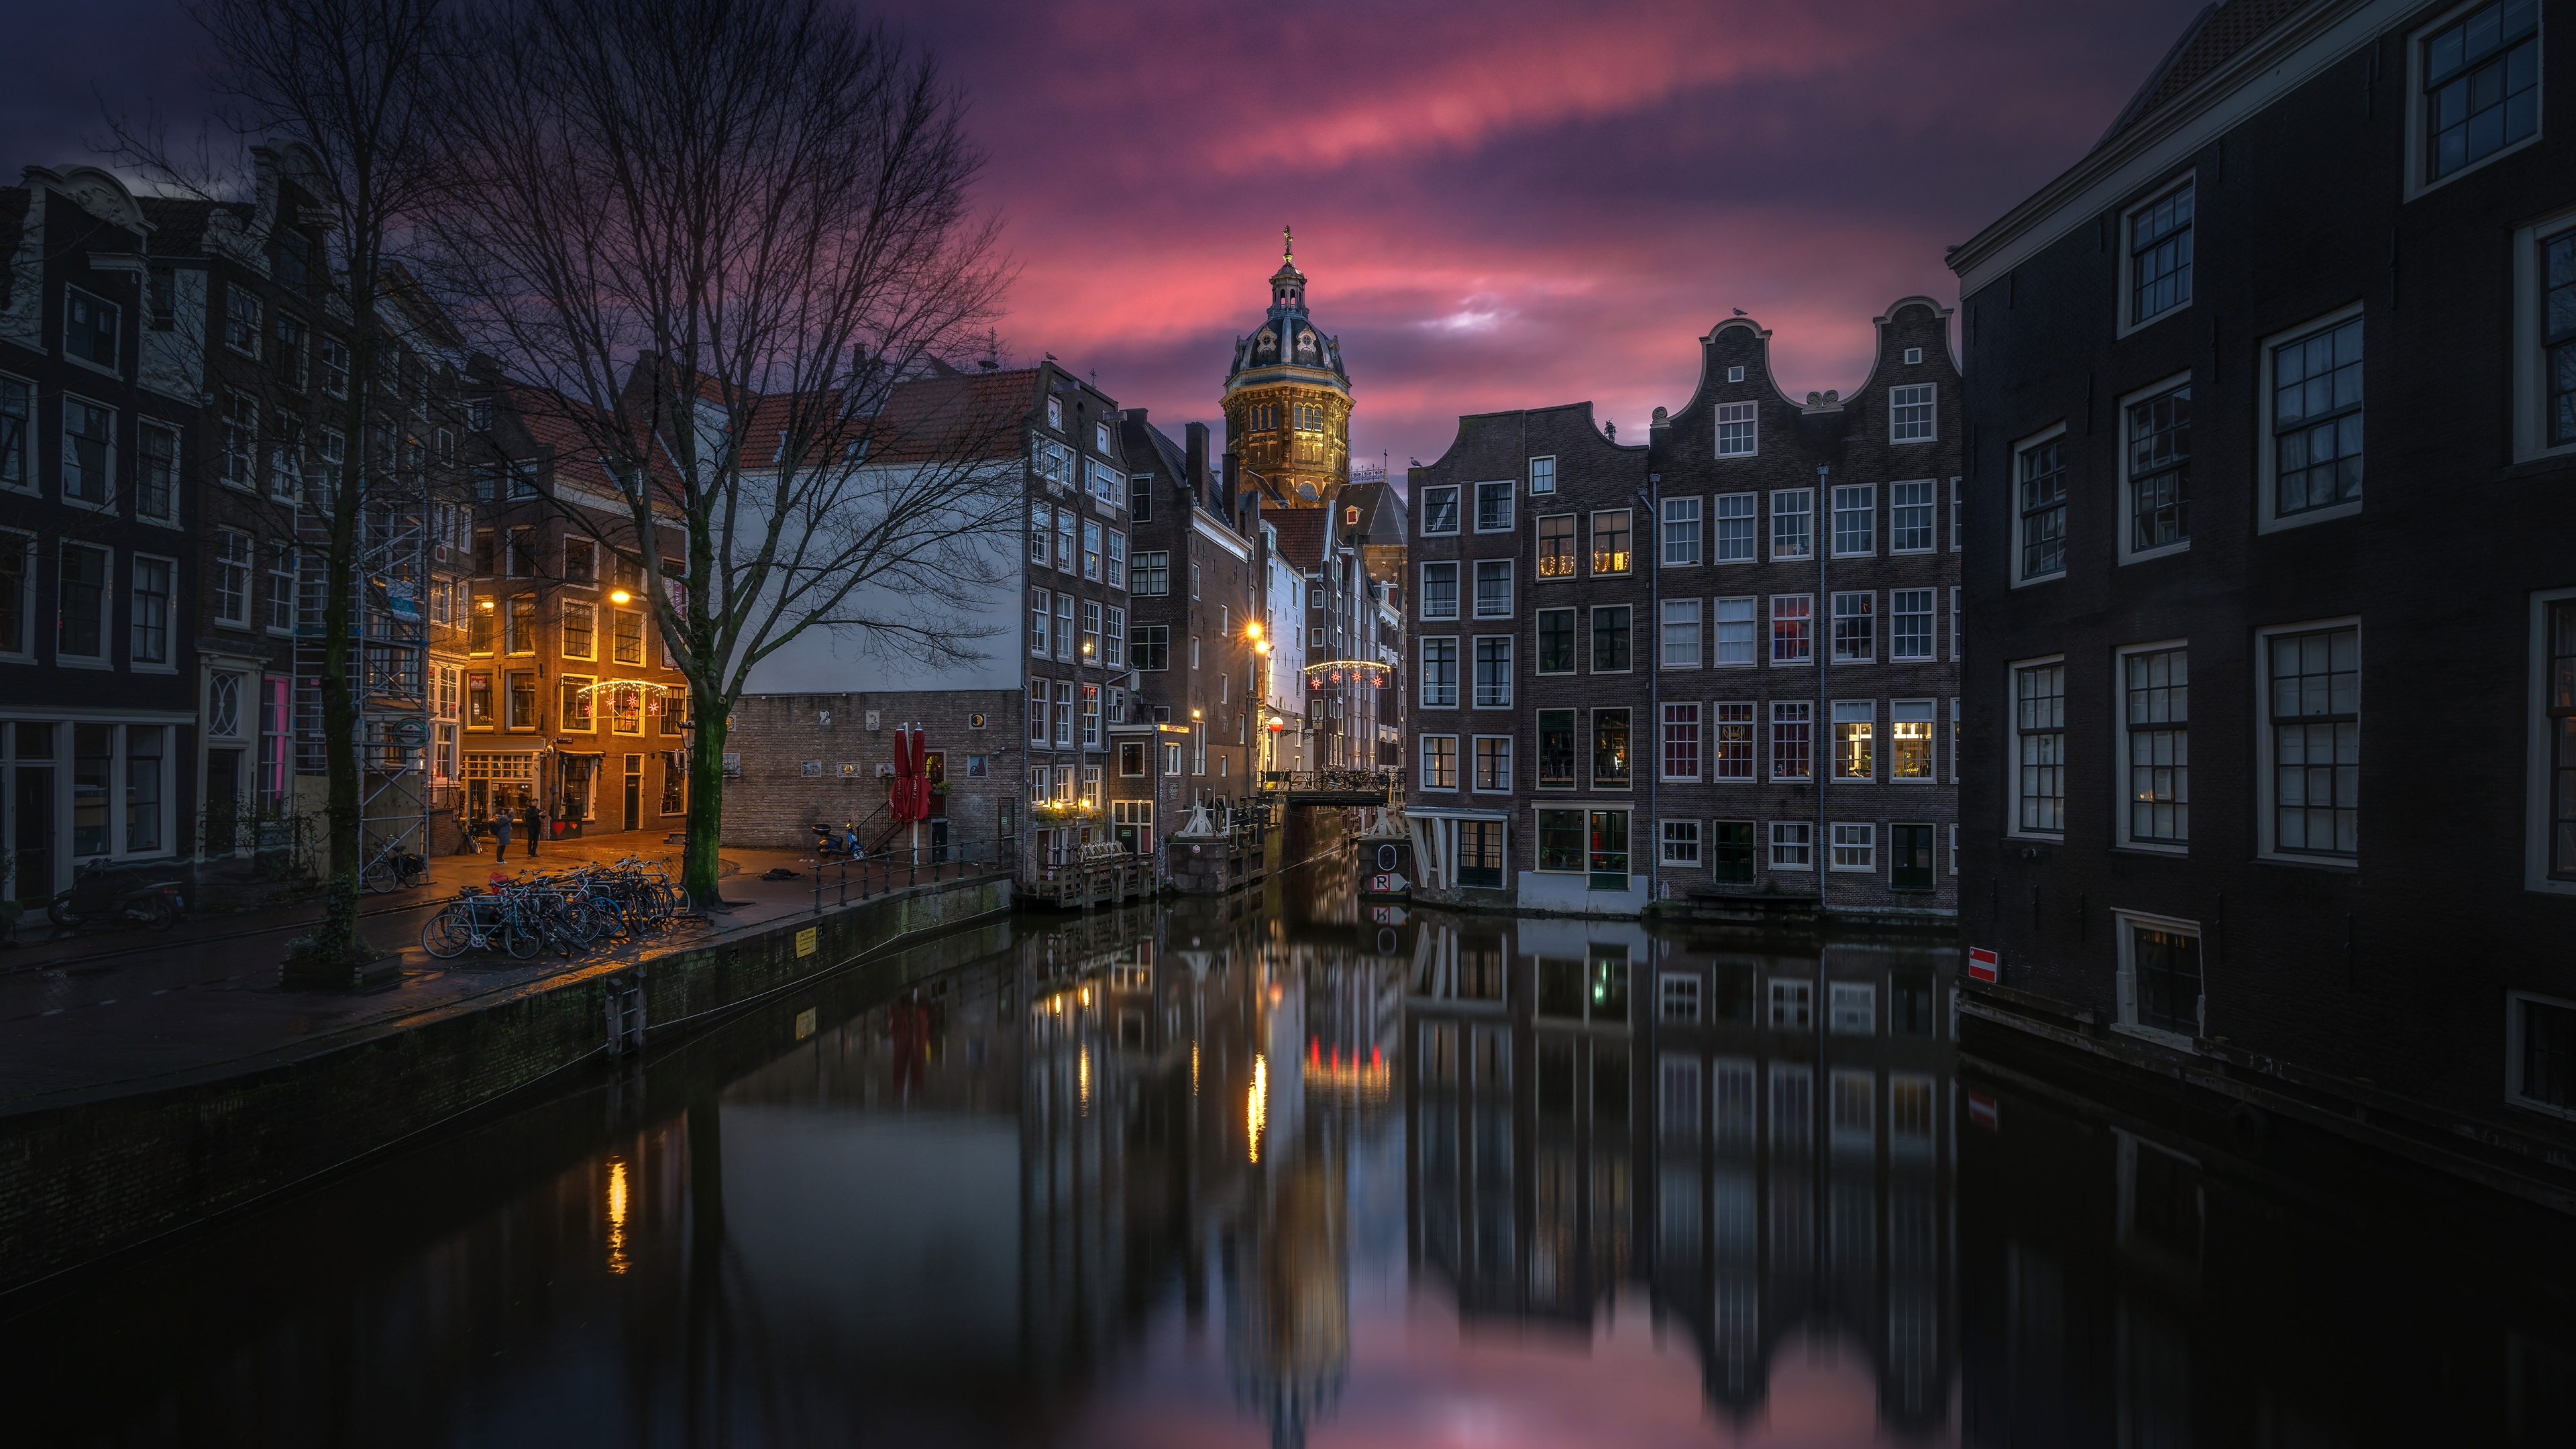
left=718, top=688, right=1022, bottom=851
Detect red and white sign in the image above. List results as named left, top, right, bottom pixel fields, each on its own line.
left=1967, top=1091, right=2000, bottom=1132
left=1966, top=946, right=2000, bottom=984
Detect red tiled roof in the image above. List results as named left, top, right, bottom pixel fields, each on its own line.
left=2099, top=0, right=2312, bottom=148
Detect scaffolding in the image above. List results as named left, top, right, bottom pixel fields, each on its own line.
left=293, top=433, right=433, bottom=888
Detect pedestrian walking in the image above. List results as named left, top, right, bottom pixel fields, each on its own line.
left=527, top=802, right=544, bottom=859
left=493, top=807, right=514, bottom=863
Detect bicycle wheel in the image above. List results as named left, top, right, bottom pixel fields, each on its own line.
left=362, top=859, right=397, bottom=894
left=423, top=904, right=474, bottom=959
left=502, top=912, right=543, bottom=960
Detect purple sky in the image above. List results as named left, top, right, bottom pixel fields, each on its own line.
left=8, top=0, right=2202, bottom=473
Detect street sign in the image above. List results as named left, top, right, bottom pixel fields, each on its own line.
left=1967, top=1091, right=2000, bottom=1132
left=1369, top=904, right=1407, bottom=926
left=1967, top=946, right=1999, bottom=983
left=1367, top=872, right=1408, bottom=893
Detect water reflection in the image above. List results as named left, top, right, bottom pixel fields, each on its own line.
left=9, top=857, right=2572, bottom=1446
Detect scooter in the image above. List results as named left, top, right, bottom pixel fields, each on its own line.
left=47, top=857, right=184, bottom=932
left=812, top=822, right=862, bottom=860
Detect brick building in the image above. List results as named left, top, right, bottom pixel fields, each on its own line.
left=1951, top=0, right=2576, bottom=1195
left=0, top=166, right=201, bottom=902
left=1403, top=304, right=1964, bottom=919
left=449, top=372, right=690, bottom=850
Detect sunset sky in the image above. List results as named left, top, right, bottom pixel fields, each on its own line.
left=7, top=0, right=2204, bottom=476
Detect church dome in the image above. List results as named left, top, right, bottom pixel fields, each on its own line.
left=1221, top=228, right=1352, bottom=508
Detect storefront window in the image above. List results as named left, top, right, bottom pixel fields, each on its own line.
left=125, top=726, right=163, bottom=853
left=72, top=724, right=111, bottom=857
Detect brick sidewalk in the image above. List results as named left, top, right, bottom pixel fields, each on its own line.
left=0, top=843, right=997, bottom=1114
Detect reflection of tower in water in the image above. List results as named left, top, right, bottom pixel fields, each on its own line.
left=1228, top=1135, right=1348, bottom=1449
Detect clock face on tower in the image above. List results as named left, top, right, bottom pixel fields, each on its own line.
left=1222, top=234, right=1350, bottom=511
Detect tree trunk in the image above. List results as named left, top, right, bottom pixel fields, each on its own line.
left=684, top=702, right=728, bottom=908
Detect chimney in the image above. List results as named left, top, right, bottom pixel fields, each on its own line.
left=1185, top=421, right=1210, bottom=510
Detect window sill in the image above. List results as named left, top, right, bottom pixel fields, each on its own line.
left=62, top=354, right=124, bottom=383
left=2121, top=541, right=2190, bottom=566
left=2115, top=300, right=2192, bottom=342
left=2113, top=842, right=2188, bottom=857
left=2256, top=851, right=2358, bottom=872
left=2257, top=498, right=2363, bottom=534
left=56, top=657, right=113, bottom=671
left=2406, top=131, right=2542, bottom=203
left=2110, top=1022, right=2198, bottom=1053
left=1829, top=864, right=1878, bottom=874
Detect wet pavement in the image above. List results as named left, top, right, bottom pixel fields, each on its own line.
left=3, top=851, right=2573, bottom=1446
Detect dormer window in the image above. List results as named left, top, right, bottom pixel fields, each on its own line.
left=1046, top=396, right=1063, bottom=430
left=1095, top=421, right=1111, bottom=454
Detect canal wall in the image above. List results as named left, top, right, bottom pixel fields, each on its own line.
left=0, top=874, right=1012, bottom=1299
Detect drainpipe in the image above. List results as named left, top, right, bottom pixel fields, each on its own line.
left=1815, top=463, right=1830, bottom=917
left=1641, top=473, right=1660, bottom=913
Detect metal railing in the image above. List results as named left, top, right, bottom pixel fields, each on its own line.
left=1259, top=768, right=1403, bottom=796
left=806, top=835, right=1008, bottom=914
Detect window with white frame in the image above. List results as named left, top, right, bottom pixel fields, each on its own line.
left=1832, top=701, right=1874, bottom=781
left=1951, top=587, right=1962, bottom=661
left=1891, top=588, right=1933, bottom=661
left=1771, top=702, right=1812, bottom=780
left=2267, top=312, right=2364, bottom=524
left=1715, top=492, right=1755, bottom=562
left=1421, top=733, right=1459, bottom=789
left=1661, top=598, right=1700, bottom=668
left=129, top=556, right=170, bottom=667
left=1770, top=821, right=1813, bottom=869
left=2127, top=180, right=2194, bottom=328
left=2508, top=991, right=2576, bottom=1118
left=1475, top=480, right=1514, bottom=532
left=2017, top=430, right=2067, bottom=582
left=1951, top=477, right=1963, bottom=551
left=64, top=286, right=120, bottom=372
left=209, top=530, right=248, bottom=626
left=1055, top=594, right=1075, bottom=661
left=1474, top=735, right=1511, bottom=791
left=1713, top=703, right=1754, bottom=779
left=1472, top=637, right=1511, bottom=708
left=1591, top=510, right=1632, bottom=575
left=1717, top=402, right=1757, bottom=458
left=2125, top=380, right=2190, bottom=558
left=1662, top=702, right=1699, bottom=781
left=1661, top=820, right=1703, bottom=867
left=2116, top=912, right=2203, bottom=1043
left=2263, top=623, right=2359, bottom=860
left=0, top=376, right=29, bottom=490
left=1831, top=591, right=1873, bottom=663
left=1829, top=823, right=1874, bottom=871
left=57, top=542, right=110, bottom=661
left=2123, top=645, right=2189, bottom=847
left=220, top=392, right=258, bottom=488
left=1772, top=594, right=1812, bottom=664
left=2420, top=0, right=2540, bottom=184
left=1714, top=596, right=1755, bottom=665
left=1889, top=384, right=1935, bottom=443
left=1030, top=587, right=1051, bottom=656
left=1105, top=606, right=1125, bottom=668
left=1474, top=559, right=1512, bottom=618
left=1529, top=455, right=1556, bottom=494
left=1662, top=496, right=1701, bottom=566
left=1891, top=699, right=1934, bottom=781
left=1421, top=485, right=1460, bottom=534
left=222, top=285, right=261, bottom=357
left=1890, top=480, right=1933, bottom=552
left=60, top=398, right=113, bottom=506
left=1421, top=637, right=1458, bottom=707
left=0, top=530, right=34, bottom=657
left=1770, top=488, right=1811, bottom=559
left=2538, top=219, right=2576, bottom=455
left=2015, top=660, right=2065, bottom=834
left=1421, top=561, right=1458, bottom=619
left=1831, top=484, right=1874, bottom=556
left=2544, top=595, right=2576, bottom=886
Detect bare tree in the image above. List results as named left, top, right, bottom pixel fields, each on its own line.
left=108, top=0, right=455, bottom=979
left=423, top=0, right=1014, bottom=906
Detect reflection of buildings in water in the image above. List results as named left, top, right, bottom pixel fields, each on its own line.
left=1404, top=912, right=1957, bottom=1432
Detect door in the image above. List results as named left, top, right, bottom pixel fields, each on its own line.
left=13, top=763, right=54, bottom=902
left=1112, top=800, right=1153, bottom=857
left=622, top=755, right=641, bottom=831
left=1890, top=823, right=1935, bottom=892
left=205, top=749, right=241, bottom=854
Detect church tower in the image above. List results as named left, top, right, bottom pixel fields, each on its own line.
left=1221, top=227, right=1350, bottom=508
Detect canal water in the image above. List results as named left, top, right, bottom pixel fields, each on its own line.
left=5, top=854, right=2573, bottom=1446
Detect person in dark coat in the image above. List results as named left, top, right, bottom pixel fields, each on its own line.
left=526, top=802, right=544, bottom=858
left=493, top=806, right=514, bottom=863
